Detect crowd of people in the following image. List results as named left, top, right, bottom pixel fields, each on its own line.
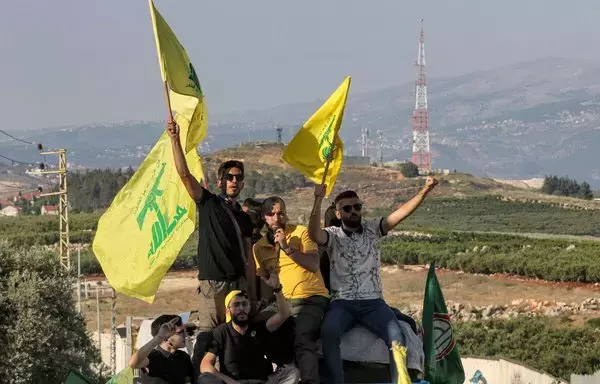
left=129, top=121, right=438, bottom=383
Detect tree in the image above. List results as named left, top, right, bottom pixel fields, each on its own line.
left=399, top=162, right=419, bottom=178
left=0, top=242, right=106, bottom=383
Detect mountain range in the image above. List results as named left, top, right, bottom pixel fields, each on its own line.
left=2, top=57, right=600, bottom=187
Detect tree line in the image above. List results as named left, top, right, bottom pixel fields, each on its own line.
left=67, top=168, right=307, bottom=212
left=541, top=175, right=593, bottom=200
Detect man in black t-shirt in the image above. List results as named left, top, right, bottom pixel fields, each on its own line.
left=129, top=315, right=195, bottom=384
left=167, top=121, right=255, bottom=371
left=198, top=274, right=300, bottom=384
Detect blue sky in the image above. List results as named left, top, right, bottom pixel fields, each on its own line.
left=1, top=0, right=599, bottom=130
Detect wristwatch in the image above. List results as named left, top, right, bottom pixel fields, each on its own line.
left=273, top=285, right=283, bottom=293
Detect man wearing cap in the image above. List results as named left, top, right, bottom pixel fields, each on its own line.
left=129, top=315, right=195, bottom=384
left=253, top=196, right=329, bottom=384
left=198, top=273, right=300, bottom=384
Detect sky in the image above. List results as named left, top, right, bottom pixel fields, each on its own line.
left=1, top=0, right=599, bottom=131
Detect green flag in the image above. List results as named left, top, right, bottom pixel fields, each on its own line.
left=422, top=264, right=465, bottom=384
left=64, top=370, right=93, bottom=384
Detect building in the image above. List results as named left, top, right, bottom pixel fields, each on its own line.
left=0, top=204, right=20, bottom=217
left=41, top=205, right=59, bottom=216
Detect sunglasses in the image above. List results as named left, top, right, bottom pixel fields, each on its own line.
left=340, top=203, right=363, bottom=213
left=223, top=173, right=244, bottom=182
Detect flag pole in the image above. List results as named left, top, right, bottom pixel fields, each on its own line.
left=162, top=81, right=208, bottom=189
left=320, top=153, right=333, bottom=186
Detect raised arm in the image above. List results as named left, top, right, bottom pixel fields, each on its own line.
left=167, top=120, right=204, bottom=201
left=382, top=176, right=438, bottom=233
left=263, top=273, right=291, bottom=332
left=128, top=317, right=178, bottom=369
left=308, top=184, right=329, bottom=246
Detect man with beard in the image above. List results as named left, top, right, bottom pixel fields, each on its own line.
left=129, top=315, right=195, bottom=384
left=198, top=274, right=300, bottom=384
left=253, top=196, right=329, bottom=384
left=308, top=177, right=438, bottom=384
left=167, top=121, right=255, bottom=372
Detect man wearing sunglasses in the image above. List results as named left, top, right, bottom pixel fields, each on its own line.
left=199, top=275, right=300, bottom=384
left=252, top=196, right=329, bottom=384
left=308, top=176, right=438, bottom=384
left=167, top=121, right=256, bottom=373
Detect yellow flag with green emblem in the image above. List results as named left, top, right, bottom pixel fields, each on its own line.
left=282, top=76, right=350, bottom=196
left=149, top=0, right=207, bottom=152
left=92, top=0, right=207, bottom=303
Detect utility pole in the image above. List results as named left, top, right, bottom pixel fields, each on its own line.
left=377, top=130, right=384, bottom=166
left=40, top=149, right=70, bottom=269
left=110, top=288, right=117, bottom=375
left=77, top=246, right=81, bottom=313
left=361, top=128, right=370, bottom=157
left=276, top=125, right=283, bottom=144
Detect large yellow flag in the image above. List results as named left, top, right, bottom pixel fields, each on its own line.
left=92, top=0, right=207, bottom=303
left=282, top=76, right=351, bottom=196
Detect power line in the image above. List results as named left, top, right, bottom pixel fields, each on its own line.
left=0, top=153, right=37, bottom=166
left=0, top=129, right=37, bottom=146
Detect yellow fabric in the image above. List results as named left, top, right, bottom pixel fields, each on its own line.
left=225, top=289, right=243, bottom=323
left=149, top=0, right=207, bottom=152
left=282, top=76, right=351, bottom=196
left=253, top=224, right=328, bottom=299
left=92, top=1, right=207, bottom=303
left=391, top=341, right=411, bottom=384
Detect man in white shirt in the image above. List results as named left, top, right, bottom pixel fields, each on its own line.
left=308, top=177, right=438, bottom=384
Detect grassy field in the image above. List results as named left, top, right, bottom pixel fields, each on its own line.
left=373, top=195, right=600, bottom=236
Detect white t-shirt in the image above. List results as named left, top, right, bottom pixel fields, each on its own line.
left=324, top=217, right=387, bottom=301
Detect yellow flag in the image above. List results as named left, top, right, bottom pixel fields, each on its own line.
left=149, top=0, right=207, bottom=153
left=282, top=76, right=351, bottom=196
left=92, top=1, right=207, bottom=303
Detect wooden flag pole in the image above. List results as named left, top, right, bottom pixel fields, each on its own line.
left=320, top=145, right=335, bottom=186
left=162, top=81, right=208, bottom=189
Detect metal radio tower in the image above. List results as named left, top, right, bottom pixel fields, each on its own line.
left=411, top=19, right=431, bottom=173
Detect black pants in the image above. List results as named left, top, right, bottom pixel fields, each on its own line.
left=261, top=295, right=329, bottom=384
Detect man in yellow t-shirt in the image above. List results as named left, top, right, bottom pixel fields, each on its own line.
left=253, top=196, right=329, bottom=384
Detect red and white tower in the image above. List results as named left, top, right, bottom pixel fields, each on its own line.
left=411, top=19, right=431, bottom=172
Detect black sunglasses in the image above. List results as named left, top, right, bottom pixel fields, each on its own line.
left=340, top=203, right=363, bottom=213
left=223, top=173, right=244, bottom=182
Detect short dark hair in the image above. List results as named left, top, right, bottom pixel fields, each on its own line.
left=324, top=202, right=341, bottom=227
left=261, top=196, right=286, bottom=217
left=218, top=160, right=244, bottom=179
left=334, top=190, right=359, bottom=205
left=150, top=314, right=182, bottom=337
left=243, top=198, right=265, bottom=228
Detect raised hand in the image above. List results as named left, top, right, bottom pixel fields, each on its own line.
left=166, top=119, right=179, bottom=139
left=424, top=176, right=438, bottom=191
left=156, top=317, right=180, bottom=340
left=314, top=184, right=326, bottom=200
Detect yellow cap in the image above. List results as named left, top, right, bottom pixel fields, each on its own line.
left=224, top=290, right=243, bottom=323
